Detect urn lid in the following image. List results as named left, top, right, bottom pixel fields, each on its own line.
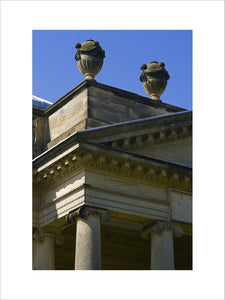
left=143, top=60, right=167, bottom=74
left=75, top=38, right=100, bottom=52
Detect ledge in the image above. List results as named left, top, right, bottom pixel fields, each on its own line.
left=42, top=79, right=186, bottom=116
left=33, top=110, right=192, bottom=166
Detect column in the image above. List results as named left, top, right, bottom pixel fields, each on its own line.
left=141, top=221, right=183, bottom=270
left=33, top=231, right=55, bottom=270
left=66, top=206, right=110, bottom=270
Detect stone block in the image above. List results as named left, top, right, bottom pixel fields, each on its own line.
left=169, top=189, right=192, bottom=223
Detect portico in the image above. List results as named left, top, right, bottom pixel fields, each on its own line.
left=33, top=110, right=192, bottom=270
left=32, top=41, right=192, bottom=270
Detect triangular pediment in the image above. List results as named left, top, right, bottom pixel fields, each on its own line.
left=123, top=137, right=192, bottom=168
left=77, top=111, right=192, bottom=168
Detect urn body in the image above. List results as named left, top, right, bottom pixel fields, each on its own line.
left=77, top=54, right=103, bottom=80
left=75, top=39, right=105, bottom=80
left=140, top=60, right=170, bottom=101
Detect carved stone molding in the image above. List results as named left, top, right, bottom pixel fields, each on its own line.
left=33, top=155, right=83, bottom=191
left=33, top=230, right=45, bottom=241
left=75, top=39, right=105, bottom=80
left=33, top=148, right=192, bottom=192
left=66, top=205, right=110, bottom=225
left=104, top=126, right=192, bottom=152
left=141, top=221, right=183, bottom=239
left=139, top=60, right=170, bottom=100
left=83, top=157, right=192, bottom=191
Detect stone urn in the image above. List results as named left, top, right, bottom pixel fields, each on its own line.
left=139, top=60, right=170, bottom=100
left=75, top=38, right=105, bottom=80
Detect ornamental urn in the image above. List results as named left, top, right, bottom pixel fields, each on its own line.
left=75, top=38, right=105, bottom=80
left=139, top=60, right=170, bottom=100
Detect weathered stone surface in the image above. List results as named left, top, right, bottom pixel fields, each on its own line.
left=33, top=80, right=186, bottom=153
left=75, top=216, right=101, bottom=269
left=150, top=230, right=175, bottom=269
left=33, top=234, right=55, bottom=270
left=140, top=60, right=170, bottom=100
left=86, top=171, right=168, bottom=202
left=48, top=89, right=88, bottom=142
left=75, top=39, right=105, bottom=80
left=33, top=115, right=46, bottom=157
left=169, top=189, right=192, bottom=223
left=134, top=137, right=192, bottom=168
left=32, top=78, right=192, bottom=270
left=88, top=85, right=176, bottom=122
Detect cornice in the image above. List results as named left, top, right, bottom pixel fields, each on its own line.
left=33, top=111, right=192, bottom=168
left=76, top=111, right=192, bottom=143
left=33, top=107, right=46, bottom=117
left=86, top=80, right=186, bottom=112
left=103, top=124, right=192, bottom=152
left=33, top=153, right=83, bottom=192
left=43, top=79, right=186, bottom=117
left=33, top=145, right=192, bottom=192
left=83, top=154, right=192, bottom=191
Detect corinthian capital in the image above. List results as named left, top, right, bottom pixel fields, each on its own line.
left=66, top=205, right=110, bottom=224
left=141, top=221, right=183, bottom=239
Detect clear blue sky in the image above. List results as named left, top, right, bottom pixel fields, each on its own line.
left=33, top=30, right=192, bottom=110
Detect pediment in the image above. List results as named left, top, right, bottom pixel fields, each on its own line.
left=77, top=111, right=192, bottom=168
left=126, top=137, right=192, bottom=168
left=99, top=134, right=192, bottom=168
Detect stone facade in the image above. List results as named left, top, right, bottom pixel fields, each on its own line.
left=33, top=79, right=192, bottom=270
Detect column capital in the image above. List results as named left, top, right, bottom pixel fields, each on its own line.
left=33, top=228, right=64, bottom=245
left=141, top=221, right=183, bottom=239
left=66, top=205, right=110, bottom=225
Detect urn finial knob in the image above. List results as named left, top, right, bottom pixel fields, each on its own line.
left=75, top=39, right=105, bottom=80
left=139, top=60, right=170, bottom=101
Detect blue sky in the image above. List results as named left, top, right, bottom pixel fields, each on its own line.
left=33, top=30, right=192, bottom=110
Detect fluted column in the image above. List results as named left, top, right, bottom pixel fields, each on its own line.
left=142, top=221, right=183, bottom=270
left=66, top=206, right=110, bottom=270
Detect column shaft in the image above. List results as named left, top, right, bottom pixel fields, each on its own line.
left=33, top=235, right=55, bottom=270
left=75, top=215, right=101, bottom=270
left=151, top=230, right=174, bottom=270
